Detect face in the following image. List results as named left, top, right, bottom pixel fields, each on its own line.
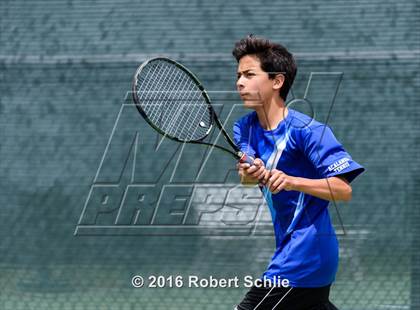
left=236, top=55, right=283, bottom=109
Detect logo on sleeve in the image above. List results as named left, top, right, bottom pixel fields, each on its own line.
left=328, top=158, right=350, bottom=173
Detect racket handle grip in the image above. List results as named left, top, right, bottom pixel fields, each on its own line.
left=238, top=152, right=267, bottom=187
left=238, top=152, right=254, bottom=165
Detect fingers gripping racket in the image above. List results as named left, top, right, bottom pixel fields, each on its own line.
left=132, top=57, right=254, bottom=165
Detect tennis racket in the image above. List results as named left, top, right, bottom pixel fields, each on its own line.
left=131, top=57, right=254, bottom=165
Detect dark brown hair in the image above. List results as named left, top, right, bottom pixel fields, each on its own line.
left=232, top=34, right=297, bottom=101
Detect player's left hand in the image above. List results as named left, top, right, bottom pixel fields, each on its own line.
left=266, top=169, right=298, bottom=194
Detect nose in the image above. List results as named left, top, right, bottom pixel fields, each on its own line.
left=236, top=76, right=245, bottom=91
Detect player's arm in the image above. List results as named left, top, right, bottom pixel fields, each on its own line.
left=236, top=158, right=269, bottom=186
left=293, top=175, right=352, bottom=201
left=266, top=169, right=352, bottom=201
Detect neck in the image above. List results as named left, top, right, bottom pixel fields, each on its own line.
left=254, top=97, right=288, bottom=130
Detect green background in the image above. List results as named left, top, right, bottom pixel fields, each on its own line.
left=1, top=0, right=419, bottom=309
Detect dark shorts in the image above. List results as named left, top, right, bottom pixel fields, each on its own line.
left=236, top=284, right=339, bottom=310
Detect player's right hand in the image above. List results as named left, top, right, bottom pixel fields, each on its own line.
left=236, top=158, right=269, bottom=185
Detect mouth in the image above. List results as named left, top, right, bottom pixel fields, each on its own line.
left=239, top=92, right=251, bottom=99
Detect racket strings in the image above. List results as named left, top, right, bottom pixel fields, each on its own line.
left=162, top=69, right=204, bottom=138
left=148, top=64, right=182, bottom=130
left=139, top=62, right=174, bottom=121
left=138, top=64, right=180, bottom=125
left=136, top=62, right=174, bottom=127
left=134, top=59, right=212, bottom=141
left=170, top=75, right=204, bottom=137
left=163, top=68, right=194, bottom=133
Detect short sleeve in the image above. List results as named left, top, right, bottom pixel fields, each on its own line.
left=302, top=124, right=365, bottom=183
left=233, top=119, right=256, bottom=159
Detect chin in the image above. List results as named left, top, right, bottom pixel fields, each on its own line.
left=243, top=100, right=263, bottom=110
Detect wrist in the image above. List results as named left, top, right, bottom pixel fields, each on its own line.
left=292, top=177, right=303, bottom=191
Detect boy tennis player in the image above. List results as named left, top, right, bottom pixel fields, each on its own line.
left=233, top=35, right=365, bottom=309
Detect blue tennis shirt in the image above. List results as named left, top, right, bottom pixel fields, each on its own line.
left=233, top=108, right=365, bottom=287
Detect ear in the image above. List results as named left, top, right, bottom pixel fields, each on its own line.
left=272, top=74, right=285, bottom=91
